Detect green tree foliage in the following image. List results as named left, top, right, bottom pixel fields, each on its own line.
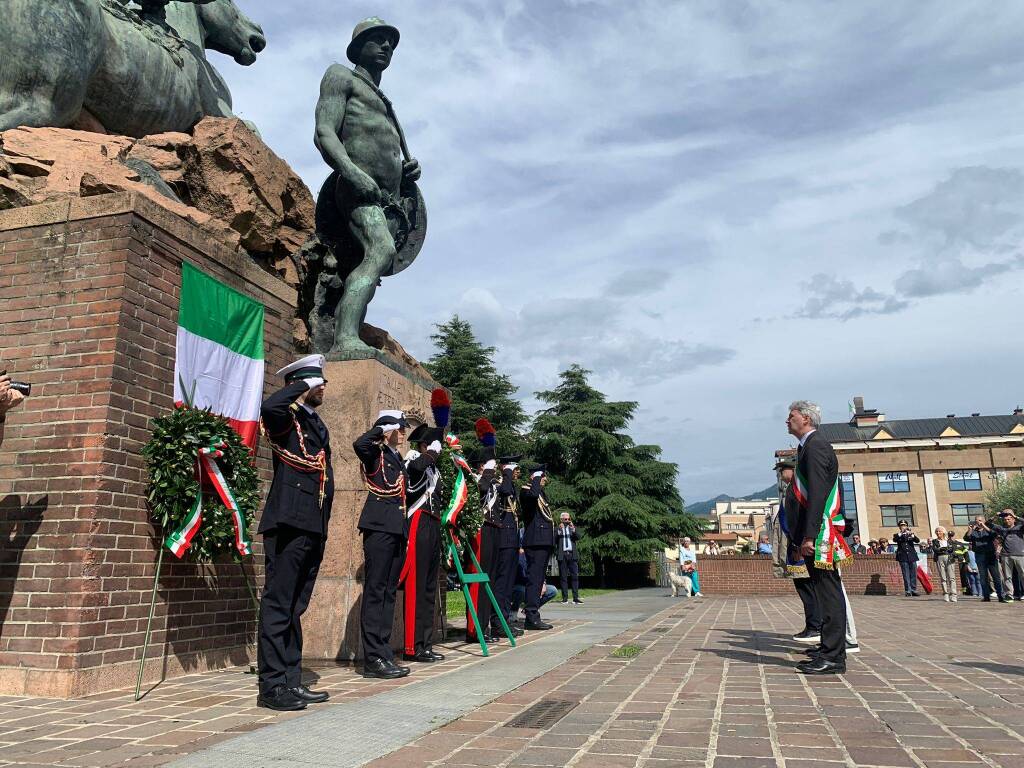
left=530, top=364, right=703, bottom=585
left=424, top=316, right=527, bottom=456
left=987, top=473, right=1024, bottom=518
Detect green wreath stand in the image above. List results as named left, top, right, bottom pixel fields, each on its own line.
left=134, top=388, right=260, bottom=701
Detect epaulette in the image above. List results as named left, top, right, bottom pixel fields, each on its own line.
left=289, top=402, right=300, bottom=413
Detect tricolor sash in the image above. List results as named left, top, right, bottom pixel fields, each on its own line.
left=793, top=467, right=851, bottom=570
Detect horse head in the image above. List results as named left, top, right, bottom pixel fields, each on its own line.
left=196, top=0, right=265, bottom=65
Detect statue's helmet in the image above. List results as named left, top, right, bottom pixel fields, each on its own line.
left=347, top=17, right=400, bottom=65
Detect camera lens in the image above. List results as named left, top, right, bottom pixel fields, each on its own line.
left=10, top=381, right=30, bottom=396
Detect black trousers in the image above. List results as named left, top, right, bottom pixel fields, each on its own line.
left=976, top=550, right=1003, bottom=599
left=558, top=556, right=580, bottom=601
left=257, top=526, right=325, bottom=694
left=524, top=546, right=553, bottom=624
left=403, top=514, right=440, bottom=656
left=467, top=525, right=500, bottom=639
left=492, top=546, right=519, bottom=624
left=361, top=529, right=405, bottom=662
left=898, top=559, right=918, bottom=594
left=808, top=565, right=846, bottom=663
left=793, top=577, right=820, bottom=633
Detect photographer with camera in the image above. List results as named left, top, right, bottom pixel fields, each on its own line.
left=0, top=371, right=28, bottom=448
left=965, top=515, right=1008, bottom=603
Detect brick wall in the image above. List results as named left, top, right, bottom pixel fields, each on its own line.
left=692, top=554, right=963, bottom=596
left=0, top=193, right=296, bottom=696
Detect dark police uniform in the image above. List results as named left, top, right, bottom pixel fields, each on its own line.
left=521, top=471, right=555, bottom=628
left=353, top=416, right=410, bottom=671
left=467, top=460, right=502, bottom=641
left=402, top=430, right=444, bottom=660
left=493, top=464, right=522, bottom=630
left=257, top=371, right=334, bottom=706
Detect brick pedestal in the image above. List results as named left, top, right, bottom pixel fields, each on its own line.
left=0, top=193, right=297, bottom=697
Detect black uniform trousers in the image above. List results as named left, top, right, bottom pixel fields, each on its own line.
left=808, top=564, right=846, bottom=663
left=524, top=546, right=553, bottom=624
left=467, top=525, right=501, bottom=639
left=559, top=557, right=580, bottom=601
left=493, top=546, right=519, bottom=625
left=793, top=577, right=821, bottom=633
left=361, top=529, right=405, bottom=662
left=976, top=550, right=1004, bottom=599
left=258, top=526, right=325, bottom=694
left=404, top=513, right=441, bottom=656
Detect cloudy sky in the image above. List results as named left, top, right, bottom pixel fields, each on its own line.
left=218, top=1, right=1024, bottom=502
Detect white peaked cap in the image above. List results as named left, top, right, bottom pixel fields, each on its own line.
left=378, top=409, right=404, bottom=421
left=276, top=354, right=326, bottom=381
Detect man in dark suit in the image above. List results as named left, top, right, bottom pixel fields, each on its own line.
left=521, top=465, right=555, bottom=630
left=787, top=400, right=847, bottom=675
left=401, top=425, right=445, bottom=663
left=556, top=512, right=582, bottom=604
left=257, top=354, right=335, bottom=711
left=493, top=457, right=525, bottom=637
left=353, top=410, right=411, bottom=679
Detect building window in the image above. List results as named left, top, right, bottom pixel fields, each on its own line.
left=839, top=473, right=858, bottom=536
left=947, top=470, right=982, bottom=492
left=877, top=472, right=910, bottom=493
left=951, top=503, right=985, bottom=526
left=880, top=505, right=914, bottom=527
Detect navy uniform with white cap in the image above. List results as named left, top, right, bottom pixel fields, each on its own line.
left=493, top=456, right=525, bottom=636
left=521, top=464, right=555, bottom=630
left=256, top=355, right=335, bottom=712
left=353, top=409, right=412, bottom=678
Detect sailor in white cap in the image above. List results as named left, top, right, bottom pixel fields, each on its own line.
left=256, top=355, right=334, bottom=711
left=353, top=408, right=412, bottom=678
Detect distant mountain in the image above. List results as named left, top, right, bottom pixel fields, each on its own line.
left=686, top=484, right=778, bottom=517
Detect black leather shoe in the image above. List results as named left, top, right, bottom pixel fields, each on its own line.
left=385, top=659, right=411, bottom=676
left=803, top=645, right=822, bottom=656
left=797, top=658, right=846, bottom=675
left=426, top=649, right=445, bottom=661
left=258, top=685, right=307, bottom=711
left=362, top=657, right=405, bottom=679
left=403, top=651, right=439, bottom=663
left=525, top=621, right=553, bottom=630
left=509, top=625, right=524, bottom=637
left=290, top=684, right=329, bottom=703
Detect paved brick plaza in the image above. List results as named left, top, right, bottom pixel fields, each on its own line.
left=2, top=593, right=1024, bottom=767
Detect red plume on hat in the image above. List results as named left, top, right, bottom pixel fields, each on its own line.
left=430, top=388, right=451, bottom=430
left=475, top=418, right=497, bottom=447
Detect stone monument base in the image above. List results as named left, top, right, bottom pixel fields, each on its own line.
left=302, top=359, right=435, bottom=661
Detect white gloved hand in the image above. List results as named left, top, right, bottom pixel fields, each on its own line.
left=304, top=377, right=325, bottom=390
left=380, top=423, right=400, bottom=435
left=426, top=440, right=442, bottom=454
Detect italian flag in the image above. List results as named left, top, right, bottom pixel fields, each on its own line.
left=173, top=263, right=265, bottom=448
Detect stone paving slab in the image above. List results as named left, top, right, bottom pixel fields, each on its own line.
left=4, top=591, right=1024, bottom=767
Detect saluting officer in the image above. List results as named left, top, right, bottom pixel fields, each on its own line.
left=493, top=456, right=525, bottom=636
left=401, top=424, right=445, bottom=663
left=257, top=355, right=334, bottom=711
left=354, top=409, right=411, bottom=679
left=521, top=464, right=555, bottom=630
left=467, top=447, right=503, bottom=643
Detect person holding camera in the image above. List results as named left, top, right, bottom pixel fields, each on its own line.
left=556, top=512, right=582, bottom=604
left=0, top=371, right=27, bottom=448
left=892, top=521, right=921, bottom=596
left=992, top=509, right=1024, bottom=601
left=965, top=515, right=1008, bottom=602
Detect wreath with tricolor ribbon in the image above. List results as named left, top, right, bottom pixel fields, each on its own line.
left=142, top=405, right=260, bottom=562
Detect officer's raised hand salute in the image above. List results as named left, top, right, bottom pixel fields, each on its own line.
left=354, top=410, right=412, bottom=679
left=257, top=355, right=334, bottom=712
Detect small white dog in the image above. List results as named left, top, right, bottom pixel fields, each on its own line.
left=668, top=569, right=693, bottom=598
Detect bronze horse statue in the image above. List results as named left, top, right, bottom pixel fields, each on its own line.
left=0, top=0, right=265, bottom=137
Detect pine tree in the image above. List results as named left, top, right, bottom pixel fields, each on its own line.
left=531, top=364, right=702, bottom=585
left=424, top=316, right=527, bottom=456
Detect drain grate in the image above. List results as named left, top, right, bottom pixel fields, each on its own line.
left=651, top=627, right=670, bottom=633
left=507, top=698, right=579, bottom=729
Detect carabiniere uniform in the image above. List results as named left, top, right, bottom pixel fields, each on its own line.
left=492, top=457, right=524, bottom=634
left=256, top=354, right=334, bottom=710
left=401, top=425, right=445, bottom=662
left=521, top=465, right=555, bottom=629
left=467, top=448, right=502, bottom=642
left=353, top=410, right=411, bottom=678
